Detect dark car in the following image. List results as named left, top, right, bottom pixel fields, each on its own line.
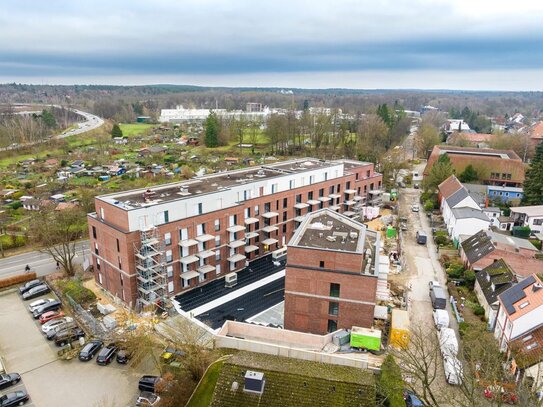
left=21, top=284, right=50, bottom=300
left=18, top=280, right=41, bottom=295
left=96, top=344, right=118, bottom=365
left=138, top=376, right=161, bottom=393
left=78, top=340, right=103, bottom=361
left=32, top=300, right=61, bottom=319
left=0, top=390, right=29, bottom=406
left=46, top=321, right=77, bottom=340
left=0, top=373, right=21, bottom=390
left=116, top=349, right=133, bottom=364
left=54, top=328, right=85, bottom=347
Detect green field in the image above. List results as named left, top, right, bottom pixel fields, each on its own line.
left=119, top=123, right=155, bottom=137
left=186, top=360, right=225, bottom=407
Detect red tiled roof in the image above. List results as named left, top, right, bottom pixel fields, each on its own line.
left=449, top=133, right=496, bottom=144
left=438, top=175, right=463, bottom=199
left=528, top=121, right=543, bottom=141
left=472, top=249, right=543, bottom=280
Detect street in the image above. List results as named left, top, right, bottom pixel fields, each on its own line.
left=0, top=240, right=90, bottom=279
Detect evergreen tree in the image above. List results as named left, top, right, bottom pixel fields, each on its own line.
left=459, top=164, right=478, bottom=183
left=378, top=355, right=405, bottom=407
left=111, top=123, right=123, bottom=138
left=41, top=109, right=57, bottom=128
left=522, top=142, right=543, bottom=205
left=377, top=104, right=393, bottom=128
left=423, top=153, right=454, bottom=191
left=204, top=112, right=219, bottom=147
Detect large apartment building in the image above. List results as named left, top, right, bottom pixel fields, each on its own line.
left=88, top=158, right=382, bottom=309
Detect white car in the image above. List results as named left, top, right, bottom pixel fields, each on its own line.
left=42, top=317, right=74, bottom=334
left=411, top=204, right=420, bottom=212
left=28, top=298, right=55, bottom=313
left=429, top=281, right=441, bottom=290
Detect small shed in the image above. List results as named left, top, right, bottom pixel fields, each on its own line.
left=390, top=309, right=410, bottom=349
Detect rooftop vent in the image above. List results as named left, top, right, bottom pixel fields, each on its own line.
left=326, top=235, right=336, bottom=242
left=244, top=371, right=265, bottom=395
left=231, top=381, right=239, bottom=392
left=349, top=232, right=358, bottom=239
left=533, top=283, right=543, bottom=292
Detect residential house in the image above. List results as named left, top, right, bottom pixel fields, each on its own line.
left=483, top=207, right=502, bottom=228
left=498, top=216, right=515, bottom=232
left=444, top=119, right=471, bottom=135
left=113, top=137, right=128, bottom=145
left=526, top=121, right=543, bottom=149
left=494, top=274, right=543, bottom=390
left=22, top=198, right=41, bottom=211
left=107, top=165, right=126, bottom=177
left=138, top=146, right=167, bottom=156
left=71, top=160, right=85, bottom=168
left=487, top=185, right=524, bottom=206
left=460, top=230, right=542, bottom=279
left=20, top=158, right=36, bottom=167
left=449, top=208, right=490, bottom=244
left=55, top=202, right=78, bottom=211
left=44, top=158, right=59, bottom=168
left=224, top=157, right=239, bottom=166
left=462, top=183, right=487, bottom=208
left=50, top=193, right=66, bottom=203
left=424, top=146, right=526, bottom=187
left=474, top=259, right=516, bottom=331
left=511, top=206, right=543, bottom=234
left=447, top=132, right=496, bottom=147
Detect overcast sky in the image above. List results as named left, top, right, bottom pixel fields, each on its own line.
left=2, top=0, right=543, bottom=90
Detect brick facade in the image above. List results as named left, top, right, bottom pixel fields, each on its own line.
left=88, top=160, right=382, bottom=308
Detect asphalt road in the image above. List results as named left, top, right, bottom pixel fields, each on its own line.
left=56, top=106, right=104, bottom=139
left=0, top=240, right=90, bottom=279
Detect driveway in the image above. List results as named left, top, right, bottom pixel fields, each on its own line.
left=0, top=289, right=140, bottom=407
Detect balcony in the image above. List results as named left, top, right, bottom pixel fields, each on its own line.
left=245, top=232, right=259, bottom=239
left=307, top=199, right=320, bottom=206
left=262, top=225, right=279, bottom=233
left=245, top=245, right=259, bottom=253
left=179, top=238, right=198, bottom=248
left=196, top=250, right=215, bottom=259
left=345, top=189, right=357, bottom=195
left=344, top=200, right=356, bottom=206
left=227, top=253, right=246, bottom=263
left=197, top=264, right=215, bottom=274
left=318, top=196, right=331, bottom=202
left=195, top=234, right=215, bottom=243
left=262, top=238, right=278, bottom=246
left=244, top=217, right=259, bottom=225
left=180, top=270, right=199, bottom=280
left=261, top=211, right=279, bottom=219
left=228, top=240, right=246, bottom=249
left=180, top=255, right=199, bottom=265
left=330, top=205, right=341, bottom=211
left=226, top=225, right=245, bottom=233
left=294, top=216, right=305, bottom=222
left=294, top=203, right=309, bottom=209
left=329, top=193, right=341, bottom=199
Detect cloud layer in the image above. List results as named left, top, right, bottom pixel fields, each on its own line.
left=2, top=0, right=543, bottom=89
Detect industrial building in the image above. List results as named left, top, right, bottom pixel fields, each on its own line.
left=88, top=158, right=382, bottom=309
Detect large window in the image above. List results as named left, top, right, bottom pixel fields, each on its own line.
left=330, top=283, right=340, bottom=298
left=329, top=302, right=339, bottom=316
left=327, top=319, right=337, bottom=333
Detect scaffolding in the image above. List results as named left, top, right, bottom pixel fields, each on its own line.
left=135, top=226, right=166, bottom=310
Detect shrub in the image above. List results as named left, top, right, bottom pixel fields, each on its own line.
left=464, top=270, right=476, bottom=288
left=529, top=239, right=542, bottom=250
left=58, top=278, right=96, bottom=305
left=0, top=272, right=37, bottom=289
left=424, top=200, right=434, bottom=212
left=458, top=322, right=469, bottom=338
left=0, top=235, right=26, bottom=250
left=8, top=201, right=22, bottom=210
left=473, top=304, right=485, bottom=316
left=435, top=235, right=448, bottom=246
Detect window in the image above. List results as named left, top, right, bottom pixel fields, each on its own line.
left=116, top=239, right=120, bottom=252
left=120, top=274, right=123, bottom=285
left=534, top=219, right=543, bottom=226
left=327, top=319, right=337, bottom=333
left=264, top=202, right=271, bottom=213
left=346, top=181, right=351, bottom=189
left=283, top=212, right=287, bottom=221
left=506, top=174, right=512, bottom=180
left=364, top=185, right=367, bottom=193
left=366, top=170, right=370, bottom=178
left=308, top=191, right=313, bottom=200
left=166, top=250, right=173, bottom=263
left=319, top=188, right=324, bottom=197
left=197, top=223, right=206, bottom=236
left=197, top=203, right=203, bottom=215
left=329, top=302, right=339, bottom=316
left=296, top=194, right=302, bottom=204
left=526, top=343, right=539, bottom=351
left=254, top=205, right=259, bottom=215
left=164, top=233, right=171, bottom=246
left=519, top=301, right=530, bottom=309
left=276, top=200, right=279, bottom=210
left=283, top=198, right=288, bottom=208
left=522, top=335, right=534, bottom=342
left=215, top=250, right=221, bottom=261
left=295, top=208, right=301, bottom=217
left=282, top=224, right=287, bottom=233
left=167, top=265, right=173, bottom=278
left=163, top=210, right=169, bottom=223
left=271, top=183, right=277, bottom=193
left=330, top=283, right=340, bottom=297
left=289, top=180, right=295, bottom=189
left=309, top=175, right=314, bottom=184
left=92, top=226, right=97, bottom=239
left=370, top=183, right=374, bottom=190
left=356, top=173, right=359, bottom=180
left=214, top=219, right=220, bottom=231
left=320, top=261, right=325, bottom=268
left=329, top=185, right=334, bottom=194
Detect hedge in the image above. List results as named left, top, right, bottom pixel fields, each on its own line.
left=57, top=278, right=96, bottom=305
left=0, top=272, right=37, bottom=289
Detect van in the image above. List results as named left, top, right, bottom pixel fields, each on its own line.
left=430, top=286, right=447, bottom=310
left=272, top=247, right=287, bottom=261
left=416, top=230, right=427, bottom=245
left=443, top=355, right=463, bottom=385
left=433, top=309, right=450, bottom=330
left=439, top=327, right=458, bottom=357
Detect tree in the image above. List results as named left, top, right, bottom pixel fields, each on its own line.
left=423, top=153, right=453, bottom=192
left=41, top=109, right=57, bottom=128
left=415, top=123, right=440, bottom=159
left=459, top=164, right=479, bottom=183
left=378, top=355, right=405, bottom=407
left=357, top=114, right=389, bottom=163
left=111, top=123, right=123, bottom=138
left=31, top=207, right=86, bottom=276
left=204, top=112, right=219, bottom=147
left=522, top=141, right=543, bottom=205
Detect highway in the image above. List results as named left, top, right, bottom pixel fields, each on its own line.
left=56, top=106, right=104, bottom=138
left=0, top=240, right=90, bottom=279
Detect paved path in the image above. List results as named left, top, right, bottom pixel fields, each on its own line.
left=0, top=240, right=90, bottom=279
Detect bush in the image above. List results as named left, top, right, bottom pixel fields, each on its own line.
left=458, top=322, right=469, bottom=338
left=435, top=235, right=448, bottom=246
left=58, top=278, right=96, bottom=305
left=529, top=239, right=542, bottom=250
left=473, top=304, right=485, bottom=316
left=0, top=272, right=37, bottom=289
left=0, top=235, right=26, bottom=250
left=8, top=201, right=22, bottom=210
left=424, top=200, right=434, bottom=212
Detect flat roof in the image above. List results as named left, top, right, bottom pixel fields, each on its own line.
left=98, top=158, right=370, bottom=210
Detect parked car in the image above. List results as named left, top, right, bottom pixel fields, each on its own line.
left=18, top=280, right=42, bottom=295
left=39, top=310, right=64, bottom=325
left=403, top=388, right=425, bottom=407
left=46, top=321, right=77, bottom=340
left=33, top=300, right=61, bottom=319
left=416, top=230, right=427, bottom=245
left=116, top=348, right=133, bottom=364
left=96, top=344, right=118, bottom=365
left=138, top=376, right=161, bottom=393
left=28, top=298, right=55, bottom=313
left=413, top=183, right=420, bottom=189
left=136, top=391, right=161, bottom=406
left=428, top=281, right=440, bottom=291
left=54, top=328, right=85, bottom=347
left=0, top=373, right=21, bottom=390
left=42, top=317, right=73, bottom=334
left=79, top=340, right=103, bottom=361
left=22, top=284, right=50, bottom=300
left=0, top=390, right=29, bottom=406
left=411, top=204, right=420, bottom=212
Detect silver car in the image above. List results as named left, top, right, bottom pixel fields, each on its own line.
left=42, top=317, right=74, bottom=334
left=28, top=298, right=55, bottom=312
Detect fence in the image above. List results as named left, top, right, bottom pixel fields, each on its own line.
left=64, top=293, right=109, bottom=338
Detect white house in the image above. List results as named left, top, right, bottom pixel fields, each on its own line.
left=483, top=207, right=502, bottom=228
left=510, top=206, right=543, bottom=234
left=448, top=207, right=490, bottom=243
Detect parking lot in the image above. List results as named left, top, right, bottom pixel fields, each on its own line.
left=0, top=289, right=141, bottom=407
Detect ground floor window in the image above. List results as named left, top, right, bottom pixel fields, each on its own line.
left=327, top=319, right=338, bottom=333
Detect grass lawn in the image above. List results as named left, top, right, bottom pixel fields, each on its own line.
left=119, top=123, right=155, bottom=138
left=186, top=359, right=225, bottom=407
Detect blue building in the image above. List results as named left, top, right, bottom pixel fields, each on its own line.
left=487, top=185, right=523, bottom=204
